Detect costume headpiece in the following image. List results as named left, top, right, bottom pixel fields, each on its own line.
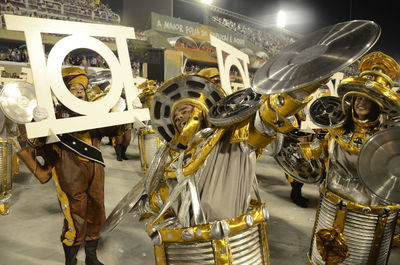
left=150, top=74, right=225, bottom=150
left=338, top=51, right=400, bottom=115
left=62, top=67, right=88, bottom=89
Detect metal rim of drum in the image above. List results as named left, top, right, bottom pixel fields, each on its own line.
left=252, top=20, right=380, bottom=95
left=0, top=81, right=37, bottom=124
left=309, top=96, right=345, bottom=129
left=358, top=126, right=400, bottom=204
left=150, top=75, right=225, bottom=145
left=208, top=88, right=262, bottom=127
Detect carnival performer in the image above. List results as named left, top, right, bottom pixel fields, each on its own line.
left=113, top=127, right=131, bottom=161
left=301, top=52, right=400, bottom=264
left=0, top=115, right=19, bottom=215
left=21, top=67, right=125, bottom=265
left=126, top=64, right=320, bottom=264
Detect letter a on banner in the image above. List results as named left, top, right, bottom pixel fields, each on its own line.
left=4, top=15, right=149, bottom=139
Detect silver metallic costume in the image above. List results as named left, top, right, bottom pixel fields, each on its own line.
left=102, top=20, right=381, bottom=265
left=304, top=51, right=400, bottom=265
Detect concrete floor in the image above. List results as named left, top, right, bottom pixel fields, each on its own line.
left=0, top=138, right=399, bottom=265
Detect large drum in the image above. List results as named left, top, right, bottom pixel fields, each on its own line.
left=308, top=187, right=399, bottom=265
left=150, top=201, right=271, bottom=265
left=0, top=139, right=18, bottom=215
left=137, top=127, right=162, bottom=174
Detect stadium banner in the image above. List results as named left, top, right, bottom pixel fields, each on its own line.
left=151, top=12, right=246, bottom=48
left=4, top=14, right=149, bottom=139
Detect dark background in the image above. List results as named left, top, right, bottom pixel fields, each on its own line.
left=103, top=0, right=399, bottom=61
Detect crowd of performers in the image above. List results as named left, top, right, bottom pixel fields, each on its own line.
left=1, top=43, right=400, bottom=265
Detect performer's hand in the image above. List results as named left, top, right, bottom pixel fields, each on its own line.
left=33, top=106, right=48, bottom=122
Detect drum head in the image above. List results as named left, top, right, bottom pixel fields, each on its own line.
left=0, top=81, right=37, bottom=124
left=358, top=127, right=400, bottom=203
left=253, top=20, right=380, bottom=95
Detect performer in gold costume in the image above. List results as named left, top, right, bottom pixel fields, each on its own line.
left=102, top=20, right=381, bottom=265
left=301, top=52, right=400, bottom=265
left=0, top=115, right=19, bottom=215
left=128, top=67, right=324, bottom=264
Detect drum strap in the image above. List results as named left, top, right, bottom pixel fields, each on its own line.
left=58, top=133, right=105, bottom=166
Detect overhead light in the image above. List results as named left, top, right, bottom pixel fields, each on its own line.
left=277, top=10, right=287, bottom=28
left=201, top=0, right=213, bottom=5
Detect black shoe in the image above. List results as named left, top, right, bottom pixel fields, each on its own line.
left=290, top=190, right=309, bottom=208
left=85, top=240, right=104, bottom=265
left=290, top=181, right=308, bottom=208
left=121, top=146, right=128, bottom=160
left=62, top=244, right=80, bottom=265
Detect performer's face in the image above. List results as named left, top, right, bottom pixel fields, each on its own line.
left=173, top=103, right=194, bottom=133
left=354, top=96, right=372, bottom=120
left=69, top=83, right=87, bottom=101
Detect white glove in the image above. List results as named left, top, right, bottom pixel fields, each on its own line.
left=33, top=106, right=48, bottom=122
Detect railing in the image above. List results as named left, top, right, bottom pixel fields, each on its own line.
left=0, top=0, right=120, bottom=25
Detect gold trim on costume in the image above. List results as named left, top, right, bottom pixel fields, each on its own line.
left=52, top=168, right=77, bottom=246
left=164, top=128, right=227, bottom=179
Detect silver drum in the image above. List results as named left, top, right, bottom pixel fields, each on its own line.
left=309, top=188, right=399, bottom=265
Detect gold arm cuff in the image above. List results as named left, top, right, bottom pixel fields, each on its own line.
left=248, top=118, right=274, bottom=148
left=299, top=141, right=322, bottom=160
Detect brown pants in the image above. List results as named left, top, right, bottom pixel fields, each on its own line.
left=114, top=129, right=131, bottom=146
left=54, top=149, right=105, bottom=246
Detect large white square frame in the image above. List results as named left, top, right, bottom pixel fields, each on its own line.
left=4, top=15, right=149, bottom=139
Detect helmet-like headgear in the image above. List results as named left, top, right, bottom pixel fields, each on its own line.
left=197, top=68, right=220, bottom=85
left=338, top=51, right=400, bottom=116
left=138, top=80, right=157, bottom=107
left=62, top=67, right=88, bottom=89
left=151, top=74, right=225, bottom=150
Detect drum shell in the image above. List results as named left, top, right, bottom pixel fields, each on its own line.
left=152, top=202, right=271, bottom=265
left=309, top=188, right=399, bottom=265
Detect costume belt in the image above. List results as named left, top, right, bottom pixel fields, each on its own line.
left=58, top=134, right=105, bottom=166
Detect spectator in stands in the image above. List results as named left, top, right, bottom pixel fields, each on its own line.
left=0, top=49, right=5, bottom=61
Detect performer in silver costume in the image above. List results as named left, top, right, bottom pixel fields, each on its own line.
left=137, top=73, right=276, bottom=265
left=102, top=20, right=381, bottom=265
left=0, top=115, right=19, bottom=215
left=302, top=51, right=400, bottom=264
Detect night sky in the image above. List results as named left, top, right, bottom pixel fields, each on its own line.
left=104, top=0, right=399, bottom=61
left=208, top=0, right=400, bottom=61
